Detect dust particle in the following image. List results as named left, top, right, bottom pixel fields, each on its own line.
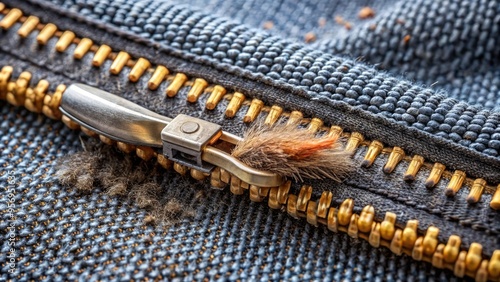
left=403, top=35, right=411, bottom=44
left=334, top=16, right=353, bottom=30
left=335, top=16, right=344, bottom=24
left=358, top=7, right=375, bottom=19
left=304, top=32, right=317, bottom=43
left=318, top=17, right=327, bottom=27
left=262, top=21, right=274, bottom=30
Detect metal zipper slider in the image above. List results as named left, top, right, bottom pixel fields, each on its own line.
left=59, top=83, right=283, bottom=187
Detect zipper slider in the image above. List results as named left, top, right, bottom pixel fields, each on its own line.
left=59, top=83, right=283, bottom=187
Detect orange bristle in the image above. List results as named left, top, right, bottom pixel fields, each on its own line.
left=231, top=121, right=354, bottom=181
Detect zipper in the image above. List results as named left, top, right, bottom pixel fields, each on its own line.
left=1, top=4, right=499, bottom=281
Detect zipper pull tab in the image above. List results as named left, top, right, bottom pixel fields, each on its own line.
left=60, top=83, right=171, bottom=147
left=59, top=83, right=283, bottom=187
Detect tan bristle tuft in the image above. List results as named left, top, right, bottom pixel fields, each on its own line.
left=231, top=121, right=354, bottom=181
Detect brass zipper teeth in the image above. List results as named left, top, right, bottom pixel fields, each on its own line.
left=2, top=6, right=498, bottom=210
left=1, top=6, right=500, bottom=281
left=2, top=62, right=500, bottom=282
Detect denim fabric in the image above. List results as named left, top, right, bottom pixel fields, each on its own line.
left=0, top=105, right=463, bottom=281
left=1, top=0, right=499, bottom=281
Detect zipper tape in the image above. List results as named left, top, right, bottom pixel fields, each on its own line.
left=2, top=68, right=500, bottom=281
left=0, top=6, right=498, bottom=209
left=1, top=5, right=499, bottom=281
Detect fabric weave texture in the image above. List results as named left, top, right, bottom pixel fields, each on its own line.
left=1, top=0, right=500, bottom=281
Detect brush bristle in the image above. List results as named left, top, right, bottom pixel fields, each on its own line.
left=231, top=121, right=354, bottom=181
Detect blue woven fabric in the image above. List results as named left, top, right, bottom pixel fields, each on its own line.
left=0, top=105, right=462, bottom=281
left=2, top=0, right=499, bottom=281
left=45, top=0, right=500, bottom=158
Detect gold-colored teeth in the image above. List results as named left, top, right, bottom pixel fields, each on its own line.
left=316, top=191, right=333, bottom=219
left=209, top=167, right=228, bottom=189
left=358, top=205, right=375, bottom=233
left=99, top=135, right=116, bottom=146
left=225, top=92, right=245, bottom=118
left=425, top=163, right=446, bottom=188
left=347, top=213, right=359, bottom=238
left=117, top=142, right=136, bottom=154
left=2, top=7, right=499, bottom=211
left=455, top=251, right=467, bottom=277
left=166, top=73, right=188, bottom=97
left=17, top=15, right=39, bottom=37
left=264, top=105, right=283, bottom=126
left=268, top=181, right=290, bottom=209
left=73, top=38, right=93, bottom=59
left=337, top=198, right=354, bottom=226
left=19, top=85, right=500, bottom=281
left=156, top=154, right=172, bottom=170
left=491, top=185, right=500, bottom=210
left=286, top=194, right=299, bottom=218
left=467, top=178, right=486, bottom=204
left=306, top=200, right=319, bottom=226
left=287, top=110, right=303, bottom=125
left=173, top=163, right=188, bottom=176
left=0, top=8, right=22, bottom=29
left=136, top=146, right=155, bottom=161
left=466, top=243, right=483, bottom=273
left=1, top=7, right=500, bottom=276
left=477, top=260, right=490, bottom=282
left=243, top=99, right=264, bottom=123
left=80, top=126, right=98, bottom=138
left=444, top=235, right=461, bottom=263
left=327, top=207, right=339, bottom=232
left=369, top=222, right=381, bottom=247
left=412, top=237, right=425, bottom=260
left=55, top=30, right=75, bottom=52
left=249, top=185, right=271, bottom=202
left=307, top=117, right=323, bottom=133
left=92, top=45, right=112, bottom=67
left=190, top=169, right=208, bottom=181
left=402, top=220, right=418, bottom=249
left=110, top=51, right=131, bottom=75
left=328, top=125, right=343, bottom=138
left=148, top=65, right=169, bottom=90
left=445, top=170, right=466, bottom=196
left=296, top=185, right=312, bottom=214
left=205, top=85, right=226, bottom=110
left=0, top=66, right=12, bottom=99
left=389, top=229, right=403, bottom=255
left=383, top=146, right=405, bottom=173
left=345, top=132, right=364, bottom=154
left=25, top=79, right=49, bottom=113
left=432, top=244, right=445, bottom=268
left=380, top=212, right=396, bottom=240
left=403, top=155, right=424, bottom=181
left=423, top=226, right=439, bottom=256
left=489, top=251, right=500, bottom=280
left=187, top=78, right=208, bottom=103
left=128, top=58, right=151, bottom=82
left=61, top=114, right=80, bottom=130
left=6, top=71, right=31, bottom=106
left=229, top=175, right=247, bottom=195
left=362, top=140, right=383, bottom=167
left=413, top=237, right=426, bottom=260
left=36, top=23, right=57, bottom=45
left=42, top=84, right=66, bottom=119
